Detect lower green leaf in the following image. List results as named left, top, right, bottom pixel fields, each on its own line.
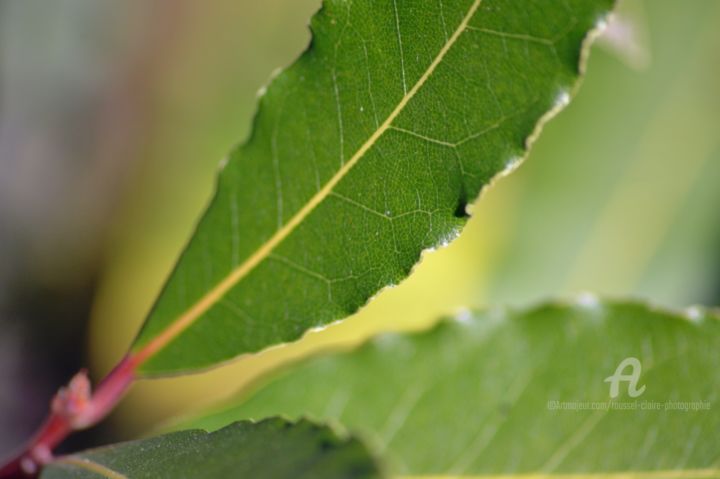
left=182, top=299, right=720, bottom=477
left=41, top=418, right=382, bottom=479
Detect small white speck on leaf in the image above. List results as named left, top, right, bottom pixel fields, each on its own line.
left=576, top=292, right=600, bottom=309
left=684, top=306, right=703, bottom=322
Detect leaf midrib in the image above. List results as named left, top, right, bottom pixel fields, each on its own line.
left=52, top=457, right=128, bottom=479
left=132, top=0, right=484, bottom=365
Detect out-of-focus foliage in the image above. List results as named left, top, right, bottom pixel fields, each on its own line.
left=181, top=300, right=720, bottom=476
left=0, top=0, right=196, bottom=452
left=42, top=418, right=382, bottom=479
left=483, top=1, right=720, bottom=307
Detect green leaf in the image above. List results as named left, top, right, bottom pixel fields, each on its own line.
left=131, top=0, right=615, bottom=374
left=41, top=418, right=382, bottom=479
left=181, top=300, right=720, bottom=476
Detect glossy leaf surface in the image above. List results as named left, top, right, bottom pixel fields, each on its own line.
left=132, top=0, right=614, bottom=374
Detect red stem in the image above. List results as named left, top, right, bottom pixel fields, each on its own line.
left=0, top=355, right=140, bottom=478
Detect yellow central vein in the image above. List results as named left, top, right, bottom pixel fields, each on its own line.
left=54, top=457, right=128, bottom=479
left=134, top=0, right=482, bottom=363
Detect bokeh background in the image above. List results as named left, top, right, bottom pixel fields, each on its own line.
left=1, top=0, right=718, bottom=455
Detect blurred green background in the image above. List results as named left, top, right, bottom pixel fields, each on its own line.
left=0, top=0, right=718, bottom=453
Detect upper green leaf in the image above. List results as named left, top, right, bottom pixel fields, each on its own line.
left=131, top=0, right=615, bottom=374
left=182, top=300, right=720, bottom=476
left=41, top=418, right=382, bottom=479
